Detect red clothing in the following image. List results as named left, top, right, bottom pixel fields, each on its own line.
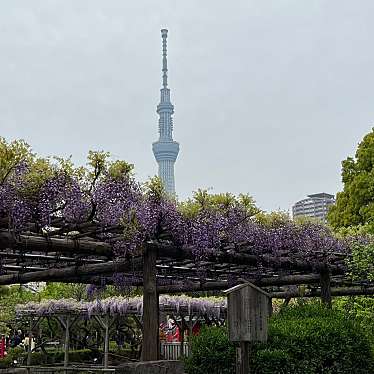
left=0, top=336, right=5, bottom=358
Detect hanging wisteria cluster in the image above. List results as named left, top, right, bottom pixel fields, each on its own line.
left=0, top=147, right=356, bottom=264
left=16, top=295, right=227, bottom=319
left=0, top=161, right=33, bottom=230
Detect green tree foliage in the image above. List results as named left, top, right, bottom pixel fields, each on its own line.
left=0, top=137, right=75, bottom=201
left=0, top=137, right=135, bottom=203
left=347, top=243, right=374, bottom=281
left=39, top=283, right=88, bottom=301
left=0, top=137, right=32, bottom=183
left=178, top=189, right=260, bottom=219
left=328, top=128, right=374, bottom=230
left=255, top=210, right=292, bottom=227
left=86, top=150, right=134, bottom=188
left=143, top=176, right=166, bottom=201
left=334, top=296, right=374, bottom=348
left=39, top=282, right=138, bottom=301
left=0, top=286, right=37, bottom=334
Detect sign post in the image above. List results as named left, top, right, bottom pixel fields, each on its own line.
left=224, top=283, right=271, bottom=374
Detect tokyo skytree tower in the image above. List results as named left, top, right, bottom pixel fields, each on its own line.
left=152, top=29, right=179, bottom=195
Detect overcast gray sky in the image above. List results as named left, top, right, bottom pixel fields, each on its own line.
left=1, top=1, right=373, bottom=211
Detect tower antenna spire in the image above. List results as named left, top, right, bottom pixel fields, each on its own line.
left=161, top=28, right=168, bottom=88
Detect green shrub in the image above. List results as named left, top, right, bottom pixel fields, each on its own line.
left=0, top=348, right=99, bottom=368
left=0, top=346, right=138, bottom=369
left=26, top=349, right=97, bottom=365
left=266, top=303, right=374, bottom=374
left=334, top=296, right=374, bottom=347
left=185, top=303, right=374, bottom=374
left=253, top=348, right=294, bottom=374
left=0, top=355, right=13, bottom=369
left=184, top=326, right=235, bottom=374
left=0, top=347, right=25, bottom=368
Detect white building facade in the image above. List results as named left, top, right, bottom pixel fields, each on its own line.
left=292, top=193, right=335, bottom=222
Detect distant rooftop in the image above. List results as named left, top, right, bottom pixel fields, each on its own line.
left=307, top=193, right=335, bottom=199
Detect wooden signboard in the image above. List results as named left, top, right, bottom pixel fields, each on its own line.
left=224, top=282, right=270, bottom=343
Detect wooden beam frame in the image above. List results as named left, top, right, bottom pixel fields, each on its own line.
left=0, top=257, right=143, bottom=285
left=271, top=286, right=374, bottom=298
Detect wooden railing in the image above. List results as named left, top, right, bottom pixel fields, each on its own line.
left=160, top=342, right=190, bottom=360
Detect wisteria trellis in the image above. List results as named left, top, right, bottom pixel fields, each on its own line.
left=0, top=157, right=354, bottom=264
left=0, top=148, right=373, bottom=295
left=16, top=296, right=227, bottom=320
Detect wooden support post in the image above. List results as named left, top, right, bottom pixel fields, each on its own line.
left=320, top=267, right=332, bottom=308
left=104, top=315, right=109, bottom=369
left=141, top=245, right=159, bottom=361
left=27, top=319, right=32, bottom=367
left=188, top=314, right=194, bottom=348
left=93, top=315, right=110, bottom=369
left=64, top=316, right=70, bottom=371
left=237, top=342, right=250, bottom=374
left=55, top=315, right=79, bottom=372
left=283, top=296, right=291, bottom=307
left=268, top=297, right=273, bottom=316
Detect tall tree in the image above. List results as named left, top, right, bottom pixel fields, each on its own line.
left=328, top=128, right=374, bottom=230
left=0, top=286, right=37, bottom=334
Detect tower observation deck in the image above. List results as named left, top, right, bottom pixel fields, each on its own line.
left=152, top=29, right=179, bottom=195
